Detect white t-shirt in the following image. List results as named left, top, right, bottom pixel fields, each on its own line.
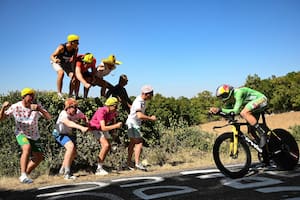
left=95, top=62, right=115, bottom=78
left=126, top=95, right=146, bottom=127
left=5, top=101, right=42, bottom=140
left=55, top=109, right=85, bottom=134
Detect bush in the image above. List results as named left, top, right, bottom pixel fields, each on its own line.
left=0, top=89, right=214, bottom=177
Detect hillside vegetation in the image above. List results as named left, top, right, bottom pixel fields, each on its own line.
left=0, top=71, right=299, bottom=189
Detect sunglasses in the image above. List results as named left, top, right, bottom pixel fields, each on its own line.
left=72, top=41, right=79, bottom=45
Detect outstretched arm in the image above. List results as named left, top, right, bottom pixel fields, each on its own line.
left=0, top=101, right=10, bottom=121
left=136, top=111, right=156, bottom=121
left=62, top=118, right=88, bottom=133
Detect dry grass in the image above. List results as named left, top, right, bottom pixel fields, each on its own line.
left=1, top=111, right=299, bottom=191
left=0, top=151, right=214, bottom=191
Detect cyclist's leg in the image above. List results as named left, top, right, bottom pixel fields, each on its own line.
left=242, top=97, right=268, bottom=148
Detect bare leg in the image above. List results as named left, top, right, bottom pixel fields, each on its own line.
left=134, top=139, right=143, bottom=165
left=99, top=137, right=110, bottom=163
left=74, top=80, right=80, bottom=99
left=68, top=72, right=76, bottom=97
left=57, top=70, right=64, bottom=94
left=240, top=108, right=257, bottom=126
left=26, top=152, right=44, bottom=175
left=62, top=141, right=76, bottom=171
left=20, top=144, right=31, bottom=174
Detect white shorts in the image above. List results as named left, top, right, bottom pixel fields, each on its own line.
left=91, top=130, right=111, bottom=140
left=51, top=61, right=73, bottom=75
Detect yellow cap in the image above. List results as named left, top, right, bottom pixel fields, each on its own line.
left=21, top=88, right=35, bottom=97
left=82, top=53, right=94, bottom=63
left=102, top=54, right=122, bottom=65
left=67, top=34, right=80, bottom=42
left=104, top=97, right=119, bottom=106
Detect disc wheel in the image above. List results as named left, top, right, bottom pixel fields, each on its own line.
left=268, top=129, right=299, bottom=170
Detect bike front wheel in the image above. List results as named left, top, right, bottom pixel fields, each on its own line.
left=213, top=132, right=251, bottom=179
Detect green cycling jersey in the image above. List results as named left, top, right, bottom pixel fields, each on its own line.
left=221, top=87, right=267, bottom=114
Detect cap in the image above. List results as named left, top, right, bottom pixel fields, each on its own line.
left=105, top=97, right=119, bottom=106
left=141, top=85, right=153, bottom=94
left=67, top=34, right=80, bottom=42
left=21, top=88, right=35, bottom=97
left=102, top=54, right=122, bottom=65
left=82, top=53, right=94, bottom=63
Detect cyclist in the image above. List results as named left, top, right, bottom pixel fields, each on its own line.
left=53, top=98, right=89, bottom=180
left=89, top=97, right=123, bottom=175
left=50, top=34, right=79, bottom=99
left=0, top=88, right=52, bottom=183
left=209, top=84, right=268, bottom=148
left=74, top=53, right=97, bottom=98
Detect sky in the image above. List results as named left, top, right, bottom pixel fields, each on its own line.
left=0, top=0, right=299, bottom=98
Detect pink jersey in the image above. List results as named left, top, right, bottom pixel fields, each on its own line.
left=89, top=106, right=117, bottom=130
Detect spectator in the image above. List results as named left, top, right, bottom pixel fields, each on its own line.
left=74, top=53, right=97, bottom=98
left=0, top=88, right=52, bottom=183
left=53, top=98, right=89, bottom=180
left=50, top=34, right=79, bottom=99
left=89, top=97, right=122, bottom=175
left=95, top=54, right=122, bottom=97
left=106, top=74, right=132, bottom=113
left=126, top=85, right=156, bottom=171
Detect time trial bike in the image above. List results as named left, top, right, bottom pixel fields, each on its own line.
left=212, top=110, right=299, bottom=179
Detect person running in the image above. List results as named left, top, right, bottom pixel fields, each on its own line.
left=74, top=53, right=97, bottom=98
left=53, top=98, right=89, bottom=180
left=89, top=97, right=123, bottom=175
left=50, top=34, right=79, bottom=99
left=106, top=74, right=132, bottom=113
left=126, top=85, right=157, bottom=171
left=0, top=88, right=52, bottom=184
left=95, top=54, right=122, bottom=97
left=209, top=84, right=268, bottom=148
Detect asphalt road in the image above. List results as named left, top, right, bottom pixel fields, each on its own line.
left=2, top=164, right=300, bottom=200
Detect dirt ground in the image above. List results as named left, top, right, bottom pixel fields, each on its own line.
left=0, top=111, right=299, bottom=191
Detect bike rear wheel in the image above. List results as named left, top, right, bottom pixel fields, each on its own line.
left=268, top=128, right=299, bottom=170
left=213, top=132, right=251, bottom=178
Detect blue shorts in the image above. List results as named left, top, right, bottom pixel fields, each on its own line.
left=55, top=134, right=77, bottom=147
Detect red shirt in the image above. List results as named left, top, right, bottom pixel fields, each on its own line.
left=75, top=55, right=96, bottom=73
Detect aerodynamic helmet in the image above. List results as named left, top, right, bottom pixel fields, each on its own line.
left=216, top=84, right=234, bottom=101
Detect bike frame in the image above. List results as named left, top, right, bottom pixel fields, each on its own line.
left=229, top=123, right=263, bottom=156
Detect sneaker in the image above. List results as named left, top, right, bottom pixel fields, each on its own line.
left=126, top=162, right=135, bottom=171
left=95, top=168, right=108, bottom=176
left=59, top=167, right=65, bottom=176
left=135, top=163, right=147, bottom=171
left=57, top=93, right=64, bottom=100
left=19, top=175, right=33, bottom=184
left=64, top=174, right=76, bottom=180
